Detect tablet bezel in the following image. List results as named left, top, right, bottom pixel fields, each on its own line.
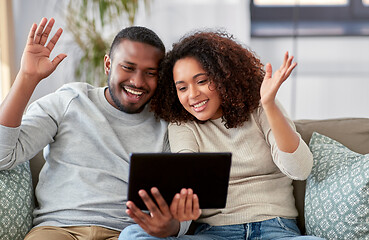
left=127, top=152, right=232, bottom=210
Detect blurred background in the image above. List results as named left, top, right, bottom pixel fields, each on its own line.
left=1, top=0, right=368, bottom=120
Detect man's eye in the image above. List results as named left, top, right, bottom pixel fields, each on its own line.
left=122, top=65, right=134, bottom=71
left=146, top=72, right=157, bottom=77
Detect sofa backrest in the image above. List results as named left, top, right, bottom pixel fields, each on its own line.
left=294, top=118, right=369, bottom=155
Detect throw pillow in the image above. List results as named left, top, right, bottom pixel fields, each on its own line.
left=0, top=161, right=34, bottom=240
left=305, top=132, right=369, bottom=239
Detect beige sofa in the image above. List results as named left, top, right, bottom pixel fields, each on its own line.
left=27, top=117, right=369, bottom=234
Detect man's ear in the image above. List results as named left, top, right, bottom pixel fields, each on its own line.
left=104, top=55, right=111, bottom=75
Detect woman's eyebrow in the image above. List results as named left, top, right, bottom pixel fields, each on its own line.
left=193, top=73, right=207, bottom=79
left=175, top=73, right=207, bottom=85
left=175, top=80, right=184, bottom=85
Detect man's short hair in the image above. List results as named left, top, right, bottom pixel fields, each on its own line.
left=109, top=26, right=165, bottom=58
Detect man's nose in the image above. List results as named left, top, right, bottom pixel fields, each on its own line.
left=130, top=71, right=145, bottom=88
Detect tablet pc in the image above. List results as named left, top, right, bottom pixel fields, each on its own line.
left=127, top=152, right=232, bottom=210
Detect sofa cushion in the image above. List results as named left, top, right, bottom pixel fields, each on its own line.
left=305, top=132, right=369, bottom=239
left=293, top=118, right=369, bottom=233
left=0, top=161, right=34, bottom=240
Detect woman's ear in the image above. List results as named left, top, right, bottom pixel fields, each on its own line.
left=104, top=55, right=111, bottom=75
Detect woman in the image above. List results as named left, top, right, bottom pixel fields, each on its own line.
left=120, top=30, right=324, bottom=239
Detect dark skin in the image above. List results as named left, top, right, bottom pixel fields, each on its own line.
left=0, top=17, right=196, bottom=238
left=126, top=187, right=201, bottom=237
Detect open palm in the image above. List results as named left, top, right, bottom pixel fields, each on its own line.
left=260, top=52, right=297, bottom=106
left=20, top=18, right=66, bottom=82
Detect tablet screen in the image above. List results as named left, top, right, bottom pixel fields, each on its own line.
left=127, top=152, right=232, bottom=210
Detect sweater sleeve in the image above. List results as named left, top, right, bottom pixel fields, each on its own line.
left=255, top=101, right=313, bottom=180
left=0, top=86, right=77, bottom=170
left=177, top=220, right=192, bottom=237
left=168, top=123, right=196, bottom=236
left=168, top=123, right=198, bottom=153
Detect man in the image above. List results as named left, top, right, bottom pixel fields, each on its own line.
left=0, top=17, right=186, bottom=239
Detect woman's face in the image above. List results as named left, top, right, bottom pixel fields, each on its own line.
left=173, top=57, right=222, bottom=121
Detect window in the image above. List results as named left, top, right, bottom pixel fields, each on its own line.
left=0, top=0, right=15, bottom=101
left=251, top=0, right=369, bottom=37
left=254, top=0, right=348, bottom=5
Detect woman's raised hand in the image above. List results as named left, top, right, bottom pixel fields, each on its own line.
left=20, top=17, right=67, bottom=84
left=260, top=52, right=297, bottom=108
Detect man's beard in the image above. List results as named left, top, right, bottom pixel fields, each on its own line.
left=107, top=74, right=148, bottom=114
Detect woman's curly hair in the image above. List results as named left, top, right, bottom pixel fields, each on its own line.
left=150, top=30, right=265, bottom=128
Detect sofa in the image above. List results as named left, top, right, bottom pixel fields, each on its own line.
left=1, top=117, right=369, bottom=239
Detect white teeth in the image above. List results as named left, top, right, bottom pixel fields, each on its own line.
left=124, top=87, right=143, bottom=95
left=193, top=100, right=207, bottom=108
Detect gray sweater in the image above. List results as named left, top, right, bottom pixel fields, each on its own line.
left=0, top=82, right=169, bottom=231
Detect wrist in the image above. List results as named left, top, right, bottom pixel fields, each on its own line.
left=261, top=100, right=277, bottom=112
left=16, top=71, right=40, bottom=89
left=170, top=220, right=180, bottom=237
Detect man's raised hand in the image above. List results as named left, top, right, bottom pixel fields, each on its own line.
left=20, top=17, right=67, bottom=83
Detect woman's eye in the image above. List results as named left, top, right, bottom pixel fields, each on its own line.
left=198, top=79, right=208, bottom=84
left=178, top=86, right=187, bottom=91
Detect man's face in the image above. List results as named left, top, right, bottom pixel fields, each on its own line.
left=104, top=40, right=163, bottom=113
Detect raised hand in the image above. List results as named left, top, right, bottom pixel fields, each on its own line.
left=0, top=17, right=67, bottom=128
left=170, top=188, right=201, bottom=222
left=20, top=17, right=67, bottom=83
left=125, top=187, right=180, bottom=237
left=260, top=52, right=297, bottom=108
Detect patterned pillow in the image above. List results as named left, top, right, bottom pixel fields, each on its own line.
left=305, top=132, right=369, bottom=239
left=0, top=162, right=34, bottom=240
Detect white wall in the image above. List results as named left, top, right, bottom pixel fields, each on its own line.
left=10, top=0, right=250, bottom=104
left=9, top=0, right=369, bottom=120
left=250, top=36, right=369, bottom=120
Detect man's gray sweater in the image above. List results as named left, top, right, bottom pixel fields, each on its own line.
left=0, top=82, right=169, bottom=231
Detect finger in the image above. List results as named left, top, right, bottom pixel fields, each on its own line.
left=192, top=194, right=202, bottom=219
left=264, top=63, right=272, bottom=80
left=46, top=28, right=63, bottom=52
left=27, top=23, right=37, bottom=46
left=126, top=201, right=150, bottom=226
left=280, top=55, right=294, bottom=78
left=176, top=188, right=187, bottom=216
left=151, top=187, right=171, bottom=215
left=287, top=55, right=294, bottom=66
left=170, top=193, right=180, bottom=218
left=126, top=208, right=151, bottom=233
left=34, top=18, right=48, bottom=44
left=283, top=55, right=294, bottom=72
left=40, top=18, right=55, bottom=46
left=51, top=54, right=67, bottom=69
left=284, top=62, right=297, bottom=79
left=139, top=189, right=162, bottom=217
left=279, top=51, right=289, bottom=70
left=185, top=189, right=194, bottom=215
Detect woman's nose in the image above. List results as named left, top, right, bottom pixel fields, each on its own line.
left=189, top=85, right=200, bottom=98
